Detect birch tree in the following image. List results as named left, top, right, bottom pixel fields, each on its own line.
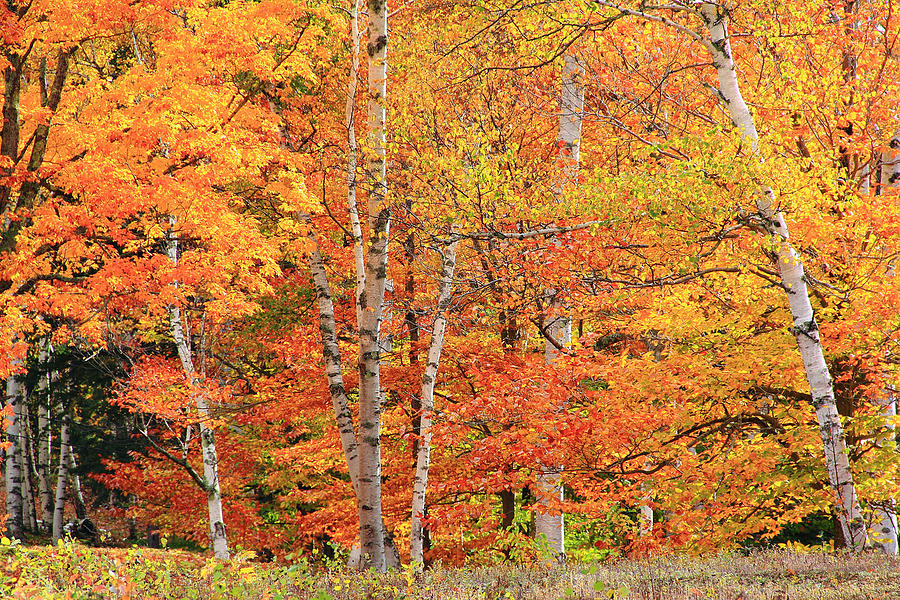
left=534, top=52, right=585, bottom=561
left=352, top=0, right=391, bottom=570
left=410, top=239, right=459, bottom=566
left=4, top=368, right=24, bottom=539
left=166, top=219, right=230, bottom=560
left=51, top=397, right=71, bottom=544
left=593, top=0, right=869, bottom=550
left=36, top=347, right=55, bottom=532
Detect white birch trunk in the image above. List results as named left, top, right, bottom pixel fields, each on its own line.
left=699, top=2, right=867, bottom=550
left=533, top=52, right=585, bottom=561
left=4, top=370, right=23, bottom=539
left=872, top=392, right=897, bottom=554
left=537, top=311, right=569, bottom=560
left=306, top=226, right=400, bottom=569
left=882, top=128, right=900, bottom=189
left=355, top=0, right=390, bottom=571
left=51, top=403, right=70, bottom=544
left=345, top=0, right=366, bottom=331
left=307, top=233, right=361, bottom=487
left=67, top=448, right=87, bottom=521
left=410, top=239, right=458, bottom=566
left=21, top=414, right=36, bottom=532
left=36, top=352, right=54, bottom=532
left=166, top=221, right=229, bottom=560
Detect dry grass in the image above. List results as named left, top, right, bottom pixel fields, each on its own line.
left=2, top=540, right=899, bottom=599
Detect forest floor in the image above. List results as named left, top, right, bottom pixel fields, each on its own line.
left=1, top=540, right=897, bottom=599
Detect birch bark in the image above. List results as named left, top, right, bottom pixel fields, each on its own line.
left=306, top=225, right=400, bottom=569
left=534, top=52, right=584, bottom=561
left=698, top=2, right=867, bottom=550
left=166, top=220, right=230, bottom=560
left=4, top=369, right=23, bottom=539
left=346, top=0, right=366, bottom=331
left=51, top=400, right=70, bottom=544
left=36, top=348, right=54, bottom=532
left=67, top=449, right=87, bottom=521
left=410, top=239, right=459, bottom=566
left=355, top=0, right=390, bottom=571
left=21, top=415, right=36, bottom=532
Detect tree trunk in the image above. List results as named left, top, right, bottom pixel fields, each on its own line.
left=4, top=370, right=24, bottom=539
left=52, top=402, right=70, bottom=544
left=536, top=301, right=569, bottom=559
left=306, top=226, right=401, bottom=569
left=36, top=350, right=54, bottom=532
left=67, top=447, right=87, bottom=521
left=21, top=413, right=36, bottom=532
left=699, top=2, right=867, bottom=550
left=0, top=55, right=22, bottom=216
left=166, top=219, right=229, bottom=560
left=345, top=0, right=366, bottom=333
left=533, top=52, right=585, bottom=562
left=355, top=0, right=390, bottom=571
left=410, top=239, right=458, bottom=566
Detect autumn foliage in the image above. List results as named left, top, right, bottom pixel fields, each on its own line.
left=2, top=0, right=900, bottom=565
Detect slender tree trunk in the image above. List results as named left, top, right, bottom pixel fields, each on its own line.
left=67, top=448, right=87, bottom=521
left=0, top=54, right=22, bottom=217
left=306, top=226, right=400, bottom=568
left=536, top=304, right=569, bottom=560
left=533, top=52, right=585, bottom=561
left=345, top=0, right=366, bottom=332
left=699, top=2, right=867, bottom=550
left=355, top=0, right=390, bottom=571
left=4, top=369, right=24, bottom=539
left=52, top=401, right=70, bottom=544
left=166, top=219, right=229, bottom=560
left=36, top=349, right=54, bottom=532
left=410, top=239, right=458, bottom=566
left=21, top=413, right=36, bottom=532
left=307, top=234, right=361, bottom=487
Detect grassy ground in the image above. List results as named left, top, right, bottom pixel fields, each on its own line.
left=1, top=540, right=898, bottom=599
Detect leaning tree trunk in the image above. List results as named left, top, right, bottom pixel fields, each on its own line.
left=166, top=220, right=229, bottom=560
left=354, top=0, right=390, bottom=572
left=67, top=446, right=87, bottom=520
left=699, top=2, right=868, bottom=550
left=534, top=52, right=585, bottom=561
left=410, top=239, right=459, bottom=566
left=4, top=369, right=24, bottom=539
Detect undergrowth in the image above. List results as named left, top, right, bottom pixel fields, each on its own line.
left=1, top=537, right=898, bottom=599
